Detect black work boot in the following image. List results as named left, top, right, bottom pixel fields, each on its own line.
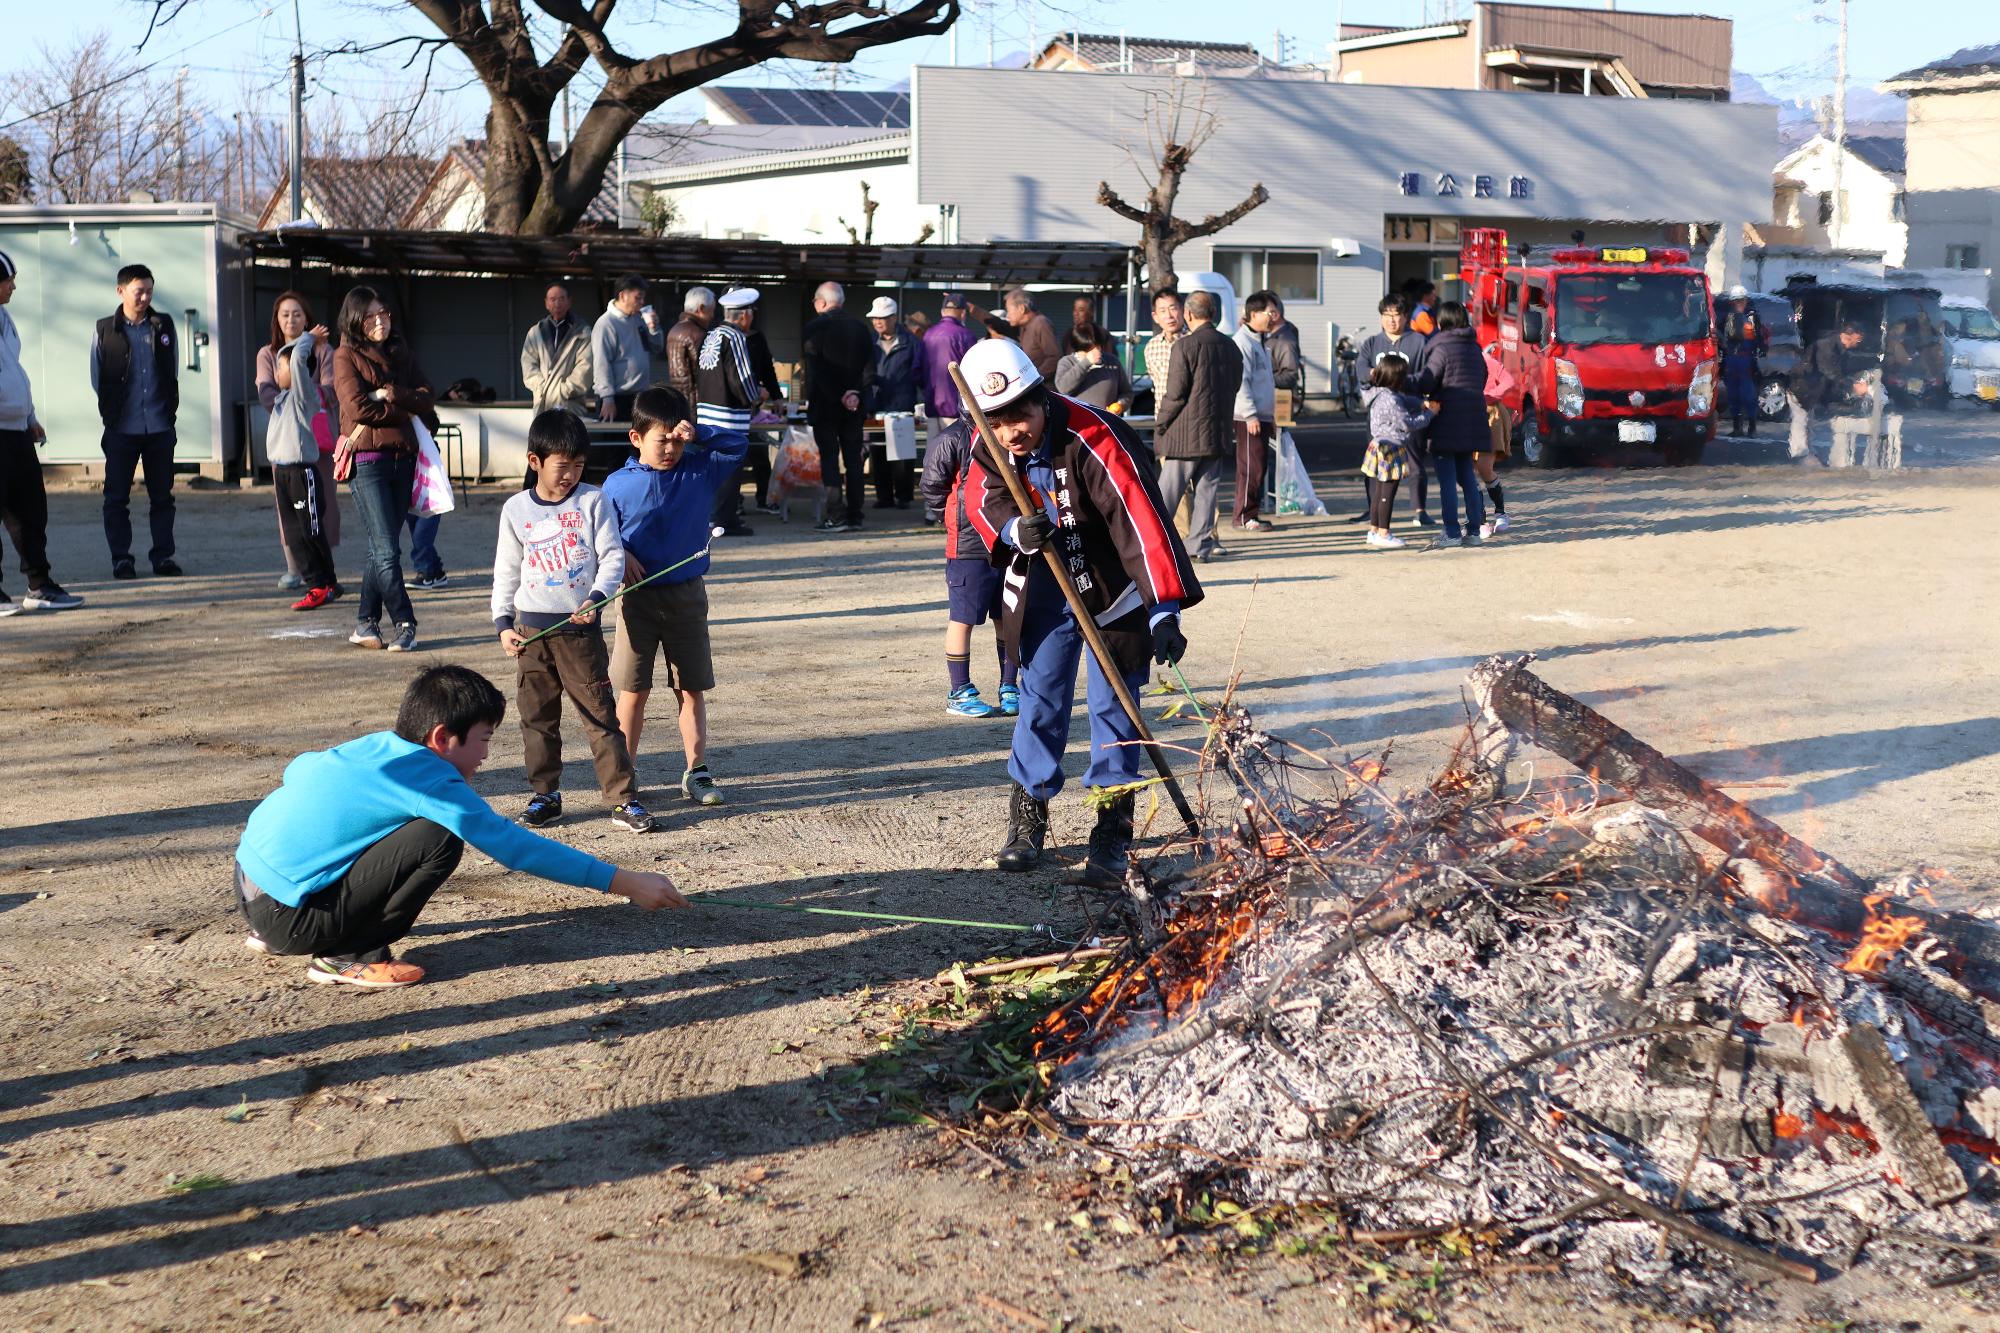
left=1080, top=791, right=1136, bottom=888
left=996, top=782, right=1049, bottom=872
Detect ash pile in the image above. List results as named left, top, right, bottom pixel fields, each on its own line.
left=1043, top=655, right=2000, bottom=1286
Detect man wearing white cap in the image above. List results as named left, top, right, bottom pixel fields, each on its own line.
left=1719, top=285, right=1766, bottom=438
left=867, top=296, right=919, bottom=509
left=700, top=286, right=762, bottom=537
left=961, top=339, right=1201, bottom=885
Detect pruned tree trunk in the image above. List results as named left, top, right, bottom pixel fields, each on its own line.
left=1095, top=75, right=1269, bottom=293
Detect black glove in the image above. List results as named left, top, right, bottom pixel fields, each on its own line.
left=1151, top=616, right=1187, bottom=667
left=1014, top=510, right=1055, bottom=553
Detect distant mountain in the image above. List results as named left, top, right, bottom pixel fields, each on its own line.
left=1733, top=71, right=1904, bottom=152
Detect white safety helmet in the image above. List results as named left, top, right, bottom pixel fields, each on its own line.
left=960, top=338, right=1041, bottom=414
left=1725, top=284, right=1749, bottom=301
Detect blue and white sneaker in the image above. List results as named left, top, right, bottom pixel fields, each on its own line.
left=997, top=684, right=1020, bottom=717
left=521, top=791, right=563, bottom=827
left=946, top=684, right=999, bottom=718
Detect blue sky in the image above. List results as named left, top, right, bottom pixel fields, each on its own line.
left=2, top=0, right=1964, bottom=136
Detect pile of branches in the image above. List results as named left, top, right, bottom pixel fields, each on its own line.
left=1034, top=656, right=2000, bottom=1289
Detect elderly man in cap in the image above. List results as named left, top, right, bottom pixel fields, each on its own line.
left=867, top=296, right=920, bottom=509
left=961, top=339, right=1202, bottom=886
left=920, top=292, right=981, bottom=423
left=699, top=286, right=764, bottom=537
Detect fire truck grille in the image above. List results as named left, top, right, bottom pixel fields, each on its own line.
left=1583, top=386, right=1685, bottom=407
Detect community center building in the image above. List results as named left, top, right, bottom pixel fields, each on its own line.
left=636, top=64, right=1773, bottom=390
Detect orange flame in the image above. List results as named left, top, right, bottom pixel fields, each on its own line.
left=1772, top=1111, right=1804, bottom=1139
left=1840, top=893, right=1926, bottom=975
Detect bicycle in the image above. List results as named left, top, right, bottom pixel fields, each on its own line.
left=1334, top=337, right=1361, bottom=419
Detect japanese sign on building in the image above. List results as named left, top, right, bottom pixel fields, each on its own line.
left=1397, top=172, right=1534, bottom=201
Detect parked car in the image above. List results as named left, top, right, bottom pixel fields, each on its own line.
left=1710, top=291, right=1802, bottom=421
left=1938, top=295, right=2000, bottom=409
left=1784, top=280, right=1950, bottom=410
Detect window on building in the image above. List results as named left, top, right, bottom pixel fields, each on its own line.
left=1817, top=192, right=1834, bottom=226
left=1947, top=243, right=1982, bottom=270
left=1213, top=248, right=1322, bottom=303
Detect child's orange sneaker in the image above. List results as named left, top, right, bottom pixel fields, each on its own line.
left=306, top=956, right=424, bottom=989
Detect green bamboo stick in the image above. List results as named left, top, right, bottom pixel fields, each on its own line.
left=515, top=545, right=712, bottom=649
left=696, top=896, right=1035, bottom=932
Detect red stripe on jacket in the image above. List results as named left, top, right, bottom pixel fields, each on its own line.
left=1063, top=399, right=1189, bottom=604
left=966, top=452, right=1004, bottom=551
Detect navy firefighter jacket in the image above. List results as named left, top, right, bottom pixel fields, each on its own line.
left=966, top=393, right=1201, bottom=674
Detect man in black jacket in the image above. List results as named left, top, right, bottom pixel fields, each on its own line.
left=1792, top=321, right=1873, bottom=466
left=800, top=281, right=876, bottom=533
left=1151, top=291, right=1242, bottom=562
left=88, top=263, right=181, bottom=578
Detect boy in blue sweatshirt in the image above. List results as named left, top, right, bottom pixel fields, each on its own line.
left=601, top=387, right=747, bottom=807
left=234, top=665, right=684, bottom=989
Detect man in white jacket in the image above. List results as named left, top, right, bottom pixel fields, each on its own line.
left=0, top=250, right=83, bottom=614
left=1230, top=291, right=1280, bottom=532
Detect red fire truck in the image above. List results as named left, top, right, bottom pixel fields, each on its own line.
left=1459, top=228, right=1718, bottom=466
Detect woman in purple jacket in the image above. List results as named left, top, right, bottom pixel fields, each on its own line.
left=1412, top=302, right=1488, bottom=548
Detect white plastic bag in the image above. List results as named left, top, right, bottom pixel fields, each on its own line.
left=882, top=413, right=918, bottom=462
left=1274, top=429, right=1326, bottom=516
left=409, top=418, right=457, bottom=518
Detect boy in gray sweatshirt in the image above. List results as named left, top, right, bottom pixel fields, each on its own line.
left=267, top=325, right=341, bottom=609
left=492, top=411, right=652, bottom=833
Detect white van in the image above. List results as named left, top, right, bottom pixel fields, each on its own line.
left=1939, top=295, right=2000, bottom=407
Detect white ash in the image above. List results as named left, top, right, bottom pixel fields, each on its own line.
left=1047, top=798, right=2000, bottom=1287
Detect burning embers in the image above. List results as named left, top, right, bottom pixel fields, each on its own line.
left=1040, top=656, right=2000, bottom=1287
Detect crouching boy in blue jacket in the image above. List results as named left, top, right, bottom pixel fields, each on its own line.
left=234, top=665, right=685, bottom=989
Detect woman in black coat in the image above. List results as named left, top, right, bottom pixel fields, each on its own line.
left=1413, top=301, right=1488, bottom=546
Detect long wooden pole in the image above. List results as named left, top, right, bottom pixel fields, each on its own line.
left=947, top=363, right=1200, bottom=836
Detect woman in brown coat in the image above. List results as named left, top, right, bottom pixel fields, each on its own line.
left=332, top=286, right=435, bottom=652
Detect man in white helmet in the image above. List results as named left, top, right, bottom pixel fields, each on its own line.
left=1719, top=284, right=1766, bottom=438
left=960, top=338, right=1201, bottom=884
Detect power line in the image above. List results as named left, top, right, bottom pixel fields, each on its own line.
left=0, top=8, right=275, bottom=133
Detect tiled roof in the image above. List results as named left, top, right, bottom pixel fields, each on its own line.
left=1845, top=136, right=1905, bottom=179
left=268, top=155, right=434, bottom=229
left=1888, top=42, right=2000, bottom=83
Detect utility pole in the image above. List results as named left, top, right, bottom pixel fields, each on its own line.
left=173, top=67, right=187, bottom=200
left=288, top=0, right=305, bottom=221
left=1830, top=0, right=1848, bottom=249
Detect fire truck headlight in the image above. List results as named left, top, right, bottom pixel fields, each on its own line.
left=1687, top=361, right=1716, bottom=417
left=1555, top=358, right=1584, bottom=418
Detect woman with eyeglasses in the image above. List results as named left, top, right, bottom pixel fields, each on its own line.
left=332, top=287, right=437, bottom=653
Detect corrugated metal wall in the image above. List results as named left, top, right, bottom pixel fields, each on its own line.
left=1481, top=3, right=1731, bottom=93
left=913, top=67, right=1773, bottom=382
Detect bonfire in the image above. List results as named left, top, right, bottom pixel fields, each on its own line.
left=1034, top=655, right=2000, bottom=1288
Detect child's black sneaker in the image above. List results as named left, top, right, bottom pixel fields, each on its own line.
left=611, top=800, right=656, bottom=833
left=521, top=791, right=563, bottom=827
left=682, top=767, right=723, bottom=806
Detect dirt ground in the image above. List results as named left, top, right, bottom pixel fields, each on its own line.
left=3, top=442, right=1999, bottom=1332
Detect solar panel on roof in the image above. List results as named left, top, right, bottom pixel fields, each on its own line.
left=708, top=84, right=911, bottom=128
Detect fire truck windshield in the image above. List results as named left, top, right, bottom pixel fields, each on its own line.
left=1554, top=273, right=1710, bottom=347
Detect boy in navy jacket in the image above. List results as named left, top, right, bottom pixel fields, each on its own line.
left=600, top=387, right=747, bottom=807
